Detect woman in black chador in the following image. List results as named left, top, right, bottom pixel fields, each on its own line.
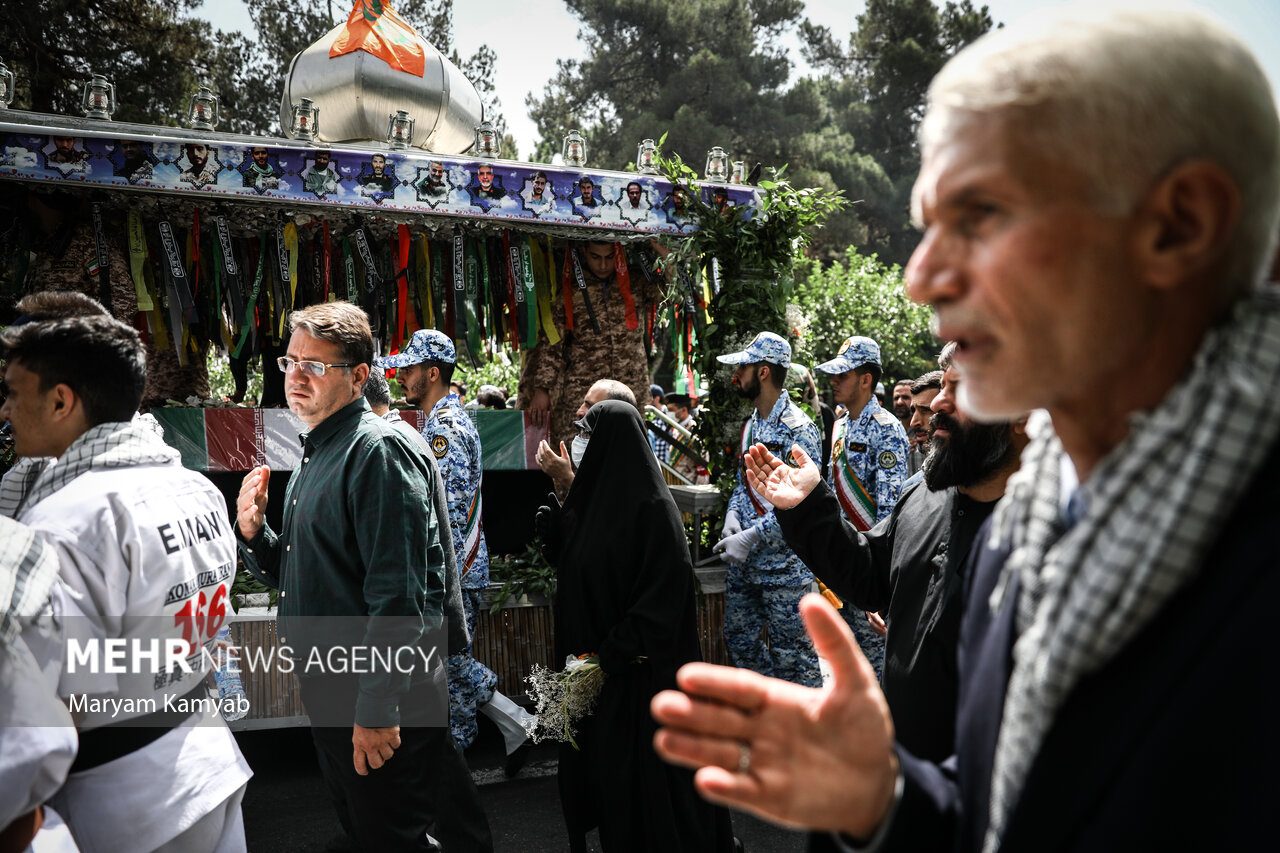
left=539, top=399, right=735, bottom=853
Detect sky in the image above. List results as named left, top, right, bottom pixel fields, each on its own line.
left=198, top=0, right=1280, bottom=158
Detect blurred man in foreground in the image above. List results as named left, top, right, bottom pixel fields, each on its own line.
left=652, top=5, right=1280, bottom=851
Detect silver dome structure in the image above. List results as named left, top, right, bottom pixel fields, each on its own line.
left=279, top=9, right=483, bottom=154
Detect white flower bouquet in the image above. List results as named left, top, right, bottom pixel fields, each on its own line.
left=525, top=653, right=605, bottom=749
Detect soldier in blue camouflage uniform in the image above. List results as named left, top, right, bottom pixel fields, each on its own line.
left=713, top=332, right=824, bottom=687
left=814, top=336, right=910, bottom=679
left=377, top=331, right=535, bottom=765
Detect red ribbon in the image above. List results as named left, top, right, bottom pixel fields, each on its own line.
left=614, top=243, right=638, bottom=330
left=397, top=224, right=416, bottom=338
left=561, top=248, right=575, bottom=332
left=388, top=229, right=404, bottom=350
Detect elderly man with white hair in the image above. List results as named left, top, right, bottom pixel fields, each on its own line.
left=651, top=4, right=1280, bottom=852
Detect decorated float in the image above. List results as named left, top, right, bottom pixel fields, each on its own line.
left=0, top=2, right=743, bottom=728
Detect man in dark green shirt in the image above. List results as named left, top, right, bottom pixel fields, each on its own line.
left=236, top=301, right=491, bottom=852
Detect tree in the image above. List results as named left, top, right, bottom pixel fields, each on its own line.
left=526, top=0, right=991, bottom=265
left=2, top=0, right=208, bottom=126
left=799, top=0, right=994, bottom=264
left=791, top=248, right=936, bottom=383
left=527, top=0, right=815, bottom=173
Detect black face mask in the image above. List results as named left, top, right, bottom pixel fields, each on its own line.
left=922, top=411, right=1015, bottom=491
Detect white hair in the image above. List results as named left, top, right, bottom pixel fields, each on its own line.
left=920, top=2, right=1280, bottom=293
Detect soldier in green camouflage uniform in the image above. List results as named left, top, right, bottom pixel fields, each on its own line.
left=517, top=242, right=660, bottom=447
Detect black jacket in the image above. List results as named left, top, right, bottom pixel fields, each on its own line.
left=884, top=444, right=1280, bottom=852
left=778, top=479, right=995, bottom=762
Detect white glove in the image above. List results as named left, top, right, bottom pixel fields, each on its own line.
left=714, top=526, right=762, bottom=564
left=720, top=509, right=743, bottom=539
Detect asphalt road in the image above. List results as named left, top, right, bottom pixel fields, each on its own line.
left=237, top=716, right=810, bottom=852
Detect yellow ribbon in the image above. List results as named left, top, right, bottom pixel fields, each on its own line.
left=285, top=222, right=299, bottom=308
left=532, top=237, right=560, bottom=346
left=126, top=212, right=154, bottom=311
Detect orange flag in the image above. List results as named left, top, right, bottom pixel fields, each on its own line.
left=329, top=0, right=426, bottom=78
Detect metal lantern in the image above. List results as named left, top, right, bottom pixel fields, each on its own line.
left=704, top=146, right=729, bottom=181
left=474, top=119, right=500, bottom=158
left=562, top=129, right=587, bottom=167
left=187, top=84, right=219, bottom=131
left=636, top=138, right=658, bottom=175
left=81, top=73, right=116, bottom=120
left=0, top=58, right=14, bottom=109
left=730, top=161, right=746, bottom=184
left=290, top=97, right=319, bottom=142
left=386, top=109, right=414, bottom=150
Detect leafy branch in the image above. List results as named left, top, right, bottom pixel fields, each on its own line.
left=650, top=135, right=848, bottom=494
left=488, top=543, right=556, bottom=614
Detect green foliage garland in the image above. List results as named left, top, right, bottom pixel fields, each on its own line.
left=654, top=141, right=846, bottom=500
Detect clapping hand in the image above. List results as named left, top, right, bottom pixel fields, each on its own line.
left=536, top=439, right=574, bottom=496
left=651, top=593, right=899, bottom=838
left=744, top=443, right=822, bottom=510
left=236, top=465, right=270, bottom=540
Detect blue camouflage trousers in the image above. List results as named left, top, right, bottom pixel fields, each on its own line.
left=723, top=571, right=821, bottom=687
left=841, top=607, right=886, bottom=681
left=446, top=590, right=499, bottom=748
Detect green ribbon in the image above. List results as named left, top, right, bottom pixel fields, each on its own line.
left=519, top=238, right=538, bottom=348
left=231, top=232, right=267, bottom=359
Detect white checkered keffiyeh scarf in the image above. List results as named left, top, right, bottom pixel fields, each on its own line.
left=0, top=515, right=59, bottom=645
left=982, top=287, right=1280, bottom=852
left=0, top=413, right=170, bottom=520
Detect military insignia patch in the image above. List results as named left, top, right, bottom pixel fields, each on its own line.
left=850, top=442, right=867, bottom=453
left=431, top=435, right=449, bottom=458
left=873, top=410, right=899, bottom=428
left=878, top=450, right=898, bottom=469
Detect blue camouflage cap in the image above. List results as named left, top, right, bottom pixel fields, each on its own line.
left=374, top=328, right=456, bottom=369
left=716, top=331, right=791, bottom=369
left=814, top=335, right=880, bottom=374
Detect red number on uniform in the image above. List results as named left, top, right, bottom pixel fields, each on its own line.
left=173, top=583, right=230, bottom=656
left=174, top=598, right=197, bottom=655
left=206, top=584, right=228, bottom=638
left=194, top=590, right=207, bottom=639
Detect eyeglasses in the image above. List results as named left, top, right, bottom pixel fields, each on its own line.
left=277, top=356, right=357, bottom=377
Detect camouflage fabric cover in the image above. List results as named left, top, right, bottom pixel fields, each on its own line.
left=517, top=252, right=661, bottom=447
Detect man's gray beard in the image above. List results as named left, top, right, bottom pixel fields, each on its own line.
left=922, top=420, right=1015, bottom=491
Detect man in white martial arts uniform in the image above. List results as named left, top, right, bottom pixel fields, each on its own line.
left=2, top=315, right=251, bottom=853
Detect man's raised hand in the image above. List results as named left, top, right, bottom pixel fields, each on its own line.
left=236, top=465, right=270, bottom=540
left=744, top=442, right=822, bottom=510
left=651, top=593, right=899, bottom=839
